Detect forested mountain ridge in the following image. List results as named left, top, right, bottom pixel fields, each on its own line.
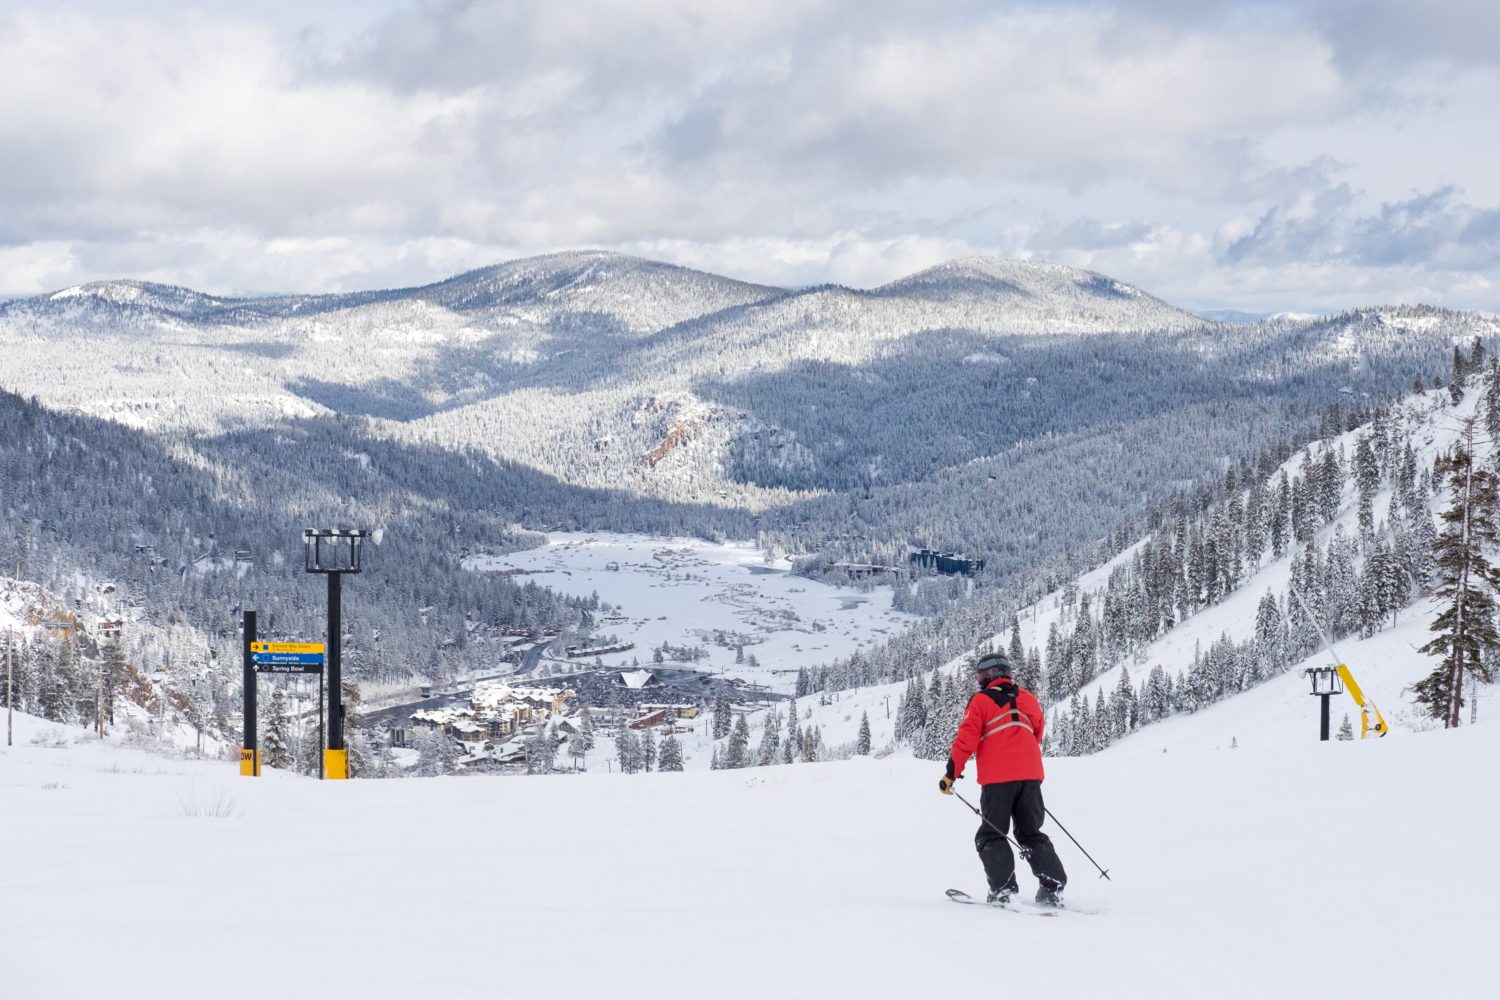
left=3, top=251, right=1499, bottom=714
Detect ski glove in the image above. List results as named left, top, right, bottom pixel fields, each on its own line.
left=938, top=774, right=955, bottom=795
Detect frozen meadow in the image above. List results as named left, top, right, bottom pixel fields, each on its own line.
left=465, top=532, right=918, bottom=690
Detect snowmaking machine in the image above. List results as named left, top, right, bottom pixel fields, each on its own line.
left=1287, top=585, right=1388, bottom=738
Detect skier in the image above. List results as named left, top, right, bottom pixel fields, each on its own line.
left=938, top=651, right=1068, bottom=906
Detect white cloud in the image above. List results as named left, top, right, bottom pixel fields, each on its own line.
left=0, top=1, right=1496, bottom=314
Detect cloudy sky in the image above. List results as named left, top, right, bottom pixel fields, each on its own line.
left=3, top=0, right=1498, bottom=312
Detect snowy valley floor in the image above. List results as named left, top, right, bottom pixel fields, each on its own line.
left=2, top=713, right=1496, bottom=1000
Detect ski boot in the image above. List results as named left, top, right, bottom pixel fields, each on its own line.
left=1035, top=881, right=1065, bottom=908
left=986, top=876, right=1018, bottom=907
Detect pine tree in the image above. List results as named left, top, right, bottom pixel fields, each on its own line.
left=712, top=690, right=732, bottom=739
left=1415, top=420, right=1500, bottom=726
left=658, top=733, right=684, bottom=771
left=855, top=711, right=872, bottom=755
left=1270, top=470, right=1291, bottom=557
left=1354, top=436, right=1379, bottom=538
left=346, top=728, right=376, bottom=778
left=438, top=729, right=463, bottom=774
left=37, top=635, right=73, bottom=723
left=264, top=686, right=294, bottom=770
left=1335, top=714, right=1355, bottom=741
left=1007, top=618, right=1024, bottom=676
left=785, top=697, right=802, bottom=759
left=577, top=711, right=596, bottom=752
left=725, top=713, right=750, bottom=768
left=100, top=638, right=129, bottom=728
left=614, top=728, right=642, bottom=773
left=1071, top=595, right=1098, bottom=685
left=414, top=727, right=448, bottom=777
left=756, top=707, right=781, bottom=765
left=641, top=727, right=657, bottom=772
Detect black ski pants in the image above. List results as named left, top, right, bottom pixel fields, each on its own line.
left=975, top=779, right=1067, bottom=893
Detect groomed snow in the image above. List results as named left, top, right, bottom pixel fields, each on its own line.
left=2, top=708, right=1494, bottom=1000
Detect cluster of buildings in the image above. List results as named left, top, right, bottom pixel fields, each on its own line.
left=408, top=681, right=572, bottom=748
left=399, top=676, right=701, bottom=770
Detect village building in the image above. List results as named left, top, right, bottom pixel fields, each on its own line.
left=409, top=681, right=576, bottom=751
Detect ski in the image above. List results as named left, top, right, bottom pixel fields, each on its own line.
left=945, top=888, right=1060, bottom=917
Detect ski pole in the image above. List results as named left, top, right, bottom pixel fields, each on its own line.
left=1044, top=806, right=1111, bottom=880
left=952, top=789, right=1027, bottom=857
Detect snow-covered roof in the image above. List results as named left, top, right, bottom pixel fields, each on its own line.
left=620, top=669, right=654, bottom=690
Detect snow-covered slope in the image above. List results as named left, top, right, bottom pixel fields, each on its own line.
left=991, top=379, right=1493, bottom=754
left=3, top=707, right=1494, bottom=1000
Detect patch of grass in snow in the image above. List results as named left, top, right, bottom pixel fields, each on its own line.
left=175, top=785, right=243, bottom=819
left=96, top=761, right=146, bottom=775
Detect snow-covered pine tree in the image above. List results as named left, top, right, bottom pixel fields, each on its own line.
left=855, top=710, right=871, bottom=755
left=785, top=697, right=802, bottom=760
left=1336, top=714, right=1355, bottom=741
left=37, top=634, right=72, bottom=723
left=725, top=714, right=750, bottom=768
left=1008, top=618, right=1024, bottom=678
left=658, top=732, right=684, bottom=771
left=1270, top=470, right=1291, bottom=557
left=1354, top=435, right=1379, bottom=539
left=264, top=687, right=294, bottom=770
left=438, top=729, right=463, bottom=774
left=642, top=726, right=657, bottom=772
left=1415, top=419, right=1500, bottom=727
left=413, top=727, right=445, bottom=777
left=1449, top=345, right=1467, bottom=404
left=346, top=728, right=376, bottom=778
left=615, top=728, right=642, bottom=773
left=756, top=707, right=781, bottom=765
left=711, top=690, right=732, bottom=739
left=100, top=637, right=128, bottom=727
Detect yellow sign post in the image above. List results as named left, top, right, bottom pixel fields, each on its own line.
left=323, top=749, right=349, bottom=780
left=239, top=747, right=260, bottom=776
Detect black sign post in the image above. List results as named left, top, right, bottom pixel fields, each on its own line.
left=240, top=610, right=259, bottom=776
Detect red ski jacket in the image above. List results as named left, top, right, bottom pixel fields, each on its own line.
left=948, top=678, right=1046, bottom=785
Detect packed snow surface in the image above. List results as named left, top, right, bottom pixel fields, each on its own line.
left=2, top=709, right=1495, bottom=1000
left=465, top=532, right=917, bottom=690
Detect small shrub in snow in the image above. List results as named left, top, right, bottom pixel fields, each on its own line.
left=176, top=786, right=243, bottom=819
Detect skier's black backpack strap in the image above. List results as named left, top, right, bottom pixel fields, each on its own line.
left=978, top=682, right=1033, bottom=739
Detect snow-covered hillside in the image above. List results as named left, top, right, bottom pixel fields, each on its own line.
left=3, top=706, right=1494, bottom=1000
left=989, top=379, right=1495, bottom=751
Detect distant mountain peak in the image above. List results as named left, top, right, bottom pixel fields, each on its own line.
left=883, top=256, right=1142, bottom=296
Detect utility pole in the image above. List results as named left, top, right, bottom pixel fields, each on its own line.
left=5, top=628, right=15, bottom=747
left=8, top=554, right=19, bottom=746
